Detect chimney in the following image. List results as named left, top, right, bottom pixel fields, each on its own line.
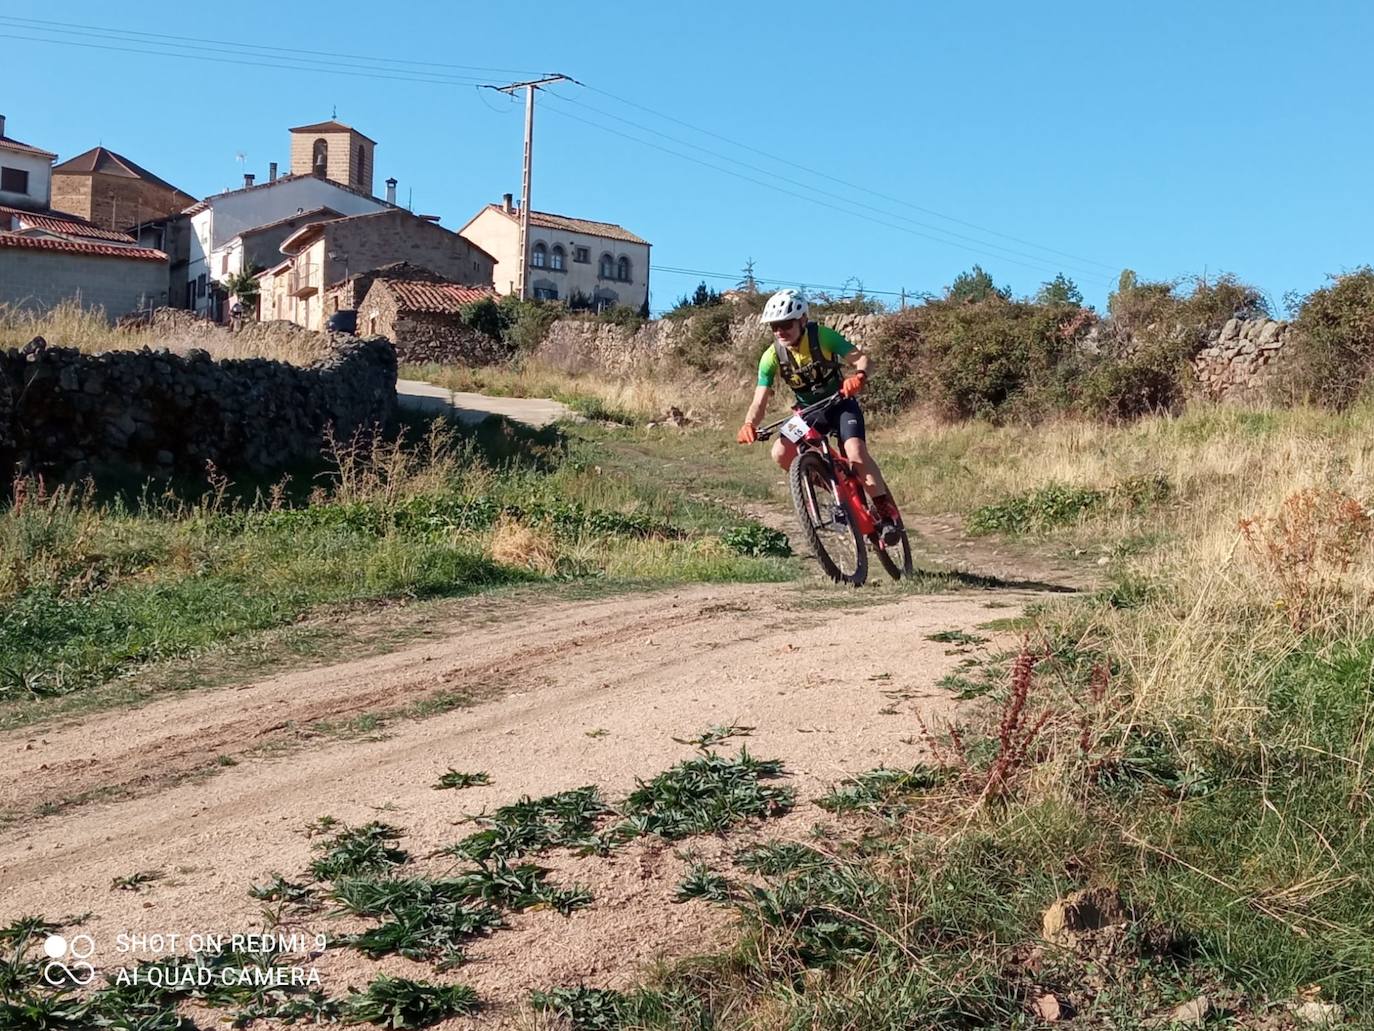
left=385, top=177, right=397, bottom=205
left=243, top=173, right=255, bottom=188
left=268, top=162, right=278, bottom=182
left=502, top=193, right=514, bottom=214
left=0, top=115, right=6, bottom=139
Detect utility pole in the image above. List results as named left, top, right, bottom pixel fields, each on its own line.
left=482, top=74, right=578, bottom=299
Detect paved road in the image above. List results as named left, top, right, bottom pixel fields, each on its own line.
left=396, top=377, right=574, bottom=428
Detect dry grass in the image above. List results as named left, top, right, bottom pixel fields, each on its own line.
left=489, top=516, right=559, bottom=575
left=0, top=301, right=331, bottom=365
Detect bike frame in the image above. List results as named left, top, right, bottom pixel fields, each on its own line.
left=762, top=397, right=878, bottom=538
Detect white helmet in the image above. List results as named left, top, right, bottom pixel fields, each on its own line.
left=760, top=288, right=809, bottom=325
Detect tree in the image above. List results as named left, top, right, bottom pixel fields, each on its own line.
left=223, top=264, right=261, bottom=313
left=1037, top=273, right=1083, bottom=307
left=946, top=265, right=1011, bottom=304
left=737, top=258, right=759, bottom=294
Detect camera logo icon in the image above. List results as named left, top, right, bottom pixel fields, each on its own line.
left=42, top=933, right=96, bottom=987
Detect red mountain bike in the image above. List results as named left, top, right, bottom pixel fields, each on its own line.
left=756, top=395, right=913, bottom=587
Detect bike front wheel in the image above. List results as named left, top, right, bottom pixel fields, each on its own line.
left=874, top=526, right=914, bottom=581
left=789, top=451, right=868, bottom=587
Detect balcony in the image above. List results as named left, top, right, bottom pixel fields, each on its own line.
left=289, top=261, right=317, bottom=297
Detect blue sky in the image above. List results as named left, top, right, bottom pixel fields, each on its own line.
left=4, top=0, right=1369, bottom=313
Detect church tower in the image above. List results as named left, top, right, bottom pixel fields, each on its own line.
left=288, top=120, right=376, bottom=195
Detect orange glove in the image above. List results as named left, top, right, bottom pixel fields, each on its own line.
left=840, top=371, right=867, bottom=398
left=736, top=422, right=758, bottom=445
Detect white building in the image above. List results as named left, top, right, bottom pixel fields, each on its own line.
left=0, top=115, right=55, bottom=212
left=183, top=120, right=395, bottom=318
left=458, top=196, right=650, bottom=312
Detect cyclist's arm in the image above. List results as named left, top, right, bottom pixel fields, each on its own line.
left=820, top=325, right=871, bottom=381
left=744, top=385, right=772, bottom=427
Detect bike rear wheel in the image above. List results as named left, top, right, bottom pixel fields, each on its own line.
left=789, top=451, right=868, bottom=587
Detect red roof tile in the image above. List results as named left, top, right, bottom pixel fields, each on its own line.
left=289, top=120, right=378, bottom=144
left=52, top=147, right=194, bottom=199
left=0, top=135, right=56, bottom=159
left=0, top=233, right=167, bottom=262
left=380, top=280, right=495, bottom=315
left=0, top=205, right=138, bottom=243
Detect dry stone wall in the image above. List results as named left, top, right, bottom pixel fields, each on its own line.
left=534, top=310, right=887, bottom=377
left=1192, top=317, right=1292, bottom=401
left=0, top=335, right=397, bottom=479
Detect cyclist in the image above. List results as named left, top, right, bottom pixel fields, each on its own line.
left=736, top=288, right=902, bottom=544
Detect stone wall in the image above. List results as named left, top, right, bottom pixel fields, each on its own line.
left=51, top=172, right=193, bottom=232
left=1192, top=317, right=1292, bottom=400
left=534, top=309, right=887, bottom=377
left=0, top=334, right=397, bottom=478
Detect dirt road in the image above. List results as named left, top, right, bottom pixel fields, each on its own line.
left=1, top=578, right=1047, bottom=1026
left=396, top=378, right=574, bottom=427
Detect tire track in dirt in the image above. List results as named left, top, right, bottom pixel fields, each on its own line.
left=0, top=581, right=1046, bottom=1027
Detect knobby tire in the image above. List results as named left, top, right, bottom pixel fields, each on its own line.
left=789, top=450, right=867, bottom=587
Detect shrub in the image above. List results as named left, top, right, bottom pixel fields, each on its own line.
left=1278, top=267, right=1374, bottom=408
left=673, top=305, right=737, bottom=373
left=665, top=281, right=724, bottom=320
left=946, top=265, right=1012, bottom=304
left=457, top=295, right=557, bottom=353
left=596, top=304, right=645, bottom=332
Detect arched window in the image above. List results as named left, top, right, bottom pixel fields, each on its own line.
left=531, top=242, right=547, bottom=268
left=532, top=280, right=559, bottom=301
left=599, top=253, right=614, bottom=278
left=550, top=245, right=566, bottom=271
left=312, top=139, right=328, bottom=176
left=617, top=256, right=631, bottom=282
left=356, top=144, right=366, bottom=186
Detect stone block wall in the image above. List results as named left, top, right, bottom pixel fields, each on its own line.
left=0, top=248, right=172, bottom=318
left=534, top=309, right=887, bottom=378
left=0, top=335, right=397, bottom=478
left=1192, top=317, right=1292, bottom=400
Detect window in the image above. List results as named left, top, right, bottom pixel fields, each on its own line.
left=550, top=245, right=566, bottom=271
left=531, top=242, right=547, bottom=268
left=533, top=283, right=559, bottom=301
left=617, top=256, right=631, bottom=282
left=221, top=252, right=229, bottom=275
left=0, top=167, right=28, bottom=195
left=574, top=246, right=590, bottom=264
left=312, top=138, right=328, bottom=176
left=197, top=274, right=207, bottom=299
left=599, top=253, right=614, bottom=278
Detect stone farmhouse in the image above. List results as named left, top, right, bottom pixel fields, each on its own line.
left=353, top=263, right=499, bottom=363
left=258, top=208, right=495, bottom=331
left=459, top=195, right=651, bottom=312
left=51, top=147, right=196, bottom=232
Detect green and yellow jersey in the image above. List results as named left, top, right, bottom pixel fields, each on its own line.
left=757, top=323, right=856, bottom=406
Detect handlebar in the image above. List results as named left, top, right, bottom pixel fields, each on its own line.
left=754, top=393, right=844, bottom=442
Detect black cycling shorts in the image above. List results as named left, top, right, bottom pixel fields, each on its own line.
left=809, top=397, right=865, bottom=444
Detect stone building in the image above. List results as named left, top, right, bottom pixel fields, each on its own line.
left=51, top=147, right=196, bottom=232
left=258, top=209, right=495, bottom=330
left=458, top=195, right=651, bottom=311
left=289, top=120, right=376, bottom=194
left=356, top=265, right=500, bottom=363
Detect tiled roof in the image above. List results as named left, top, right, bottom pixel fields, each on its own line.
left=0, top=134, right=56, bottom=159
left=182, top=173, right=393, bottom=216
left=237, top=206, right=342, bottom=238
left=0, top=205, right=138, bottom=243
left=482, top=204, right=649, bottom=245
left=51, top=147, right=193, bottom=199
left=380, top=279, right=495, bottom=315
left=289, top=120, right=378, bottom=144
left=0, top=233, right=167, bottom=262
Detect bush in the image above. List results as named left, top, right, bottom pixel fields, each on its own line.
left=666, top=281, right=724, bottom=320
left=673, top=305, right=737, bottom=373
left=596, top=305, right=646, bottom=332
left=457, top=295, right=557, bottom=354
left=1278, top=267, right=1374, bottom=408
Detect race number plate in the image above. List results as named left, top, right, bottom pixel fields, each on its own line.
left=780, top=415, right=810, bottom=443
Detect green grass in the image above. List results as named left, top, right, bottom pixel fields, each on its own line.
left=0, top=414, right=799, bottom=721
left=345, top=975, right=479, bottom=1027
left=433, top=768, right=491, bottom=790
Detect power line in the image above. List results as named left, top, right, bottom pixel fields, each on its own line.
left=652, top=263, right=913, bottom=299
left=0, top=30, right=500, bottom=87
left=0, top=15, right=549, bottom=76
left=541, top=101, right=1115, bottom=288
left=583, top=82, right=1120, bottom=275
left=542, top=88, right=1114, bottom=286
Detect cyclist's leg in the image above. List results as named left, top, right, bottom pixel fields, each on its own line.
left=835, top=401, right=891, bottom=500
left=771, top=436, right=798, bottom=471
